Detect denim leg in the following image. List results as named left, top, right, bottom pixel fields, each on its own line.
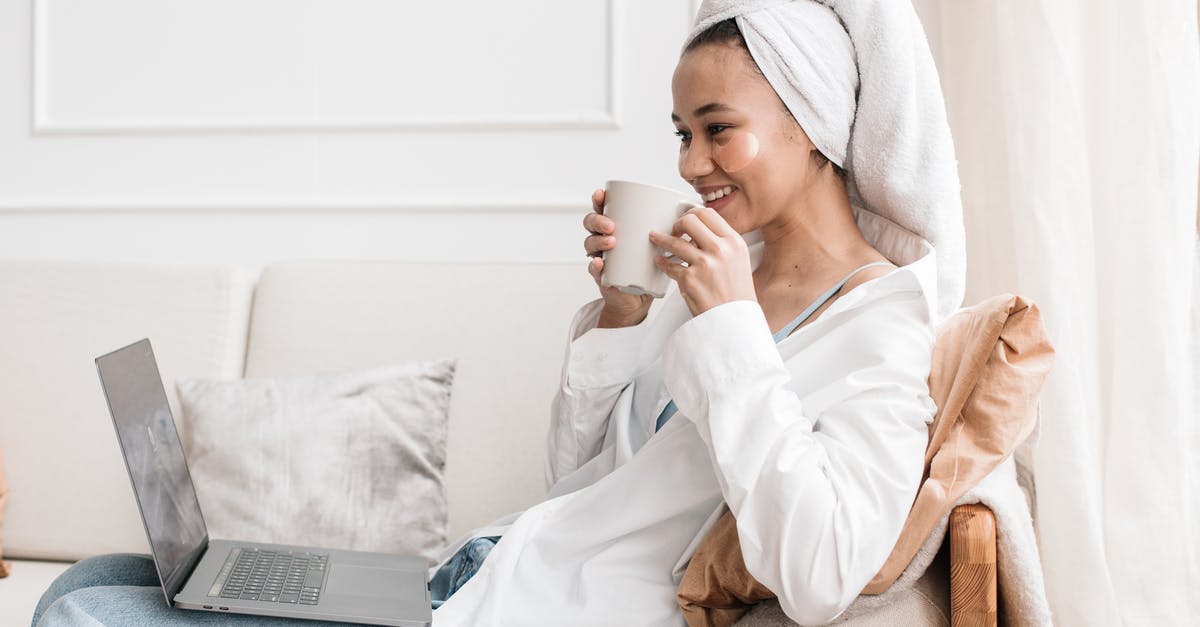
left=428, top=536, right=500, bottom=609
left=33, top=553, right=378, bottom=627
left=37, top=586, right=372, bottom=627
left=33, top=553, right=160, bottom=626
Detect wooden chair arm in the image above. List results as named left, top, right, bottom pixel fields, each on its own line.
left=949, top=503, right=998, bottom=627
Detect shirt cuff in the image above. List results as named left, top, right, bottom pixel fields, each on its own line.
left=565, top=298, right=654, bottom=389
left=660, top=299, right=784, bottom=419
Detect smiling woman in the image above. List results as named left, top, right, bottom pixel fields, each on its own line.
left=428, top=1, right=964, bottom=624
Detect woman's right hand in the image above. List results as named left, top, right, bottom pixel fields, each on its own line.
left=585, top=188, right=654, bottom=327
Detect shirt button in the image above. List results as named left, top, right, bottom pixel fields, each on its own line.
left=597, top=352, right=608, bottom=361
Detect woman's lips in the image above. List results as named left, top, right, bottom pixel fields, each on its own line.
left=705, top=188, right=737, bottom=212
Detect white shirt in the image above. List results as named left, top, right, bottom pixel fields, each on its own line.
left=431, top=207, right=940, bottom=626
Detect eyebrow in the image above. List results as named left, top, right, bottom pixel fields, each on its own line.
left=670, top=102, right=735, bottom=122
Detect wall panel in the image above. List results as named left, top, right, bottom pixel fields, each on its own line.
left=0, top=1, right=704, bottom=270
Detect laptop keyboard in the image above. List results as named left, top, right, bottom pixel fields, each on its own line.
left=209, top=547, right=329, bottom=605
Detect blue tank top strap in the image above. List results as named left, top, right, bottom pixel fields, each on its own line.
left=655, top=399, right=679, bottom=432
left=770, top=260, right=894, bottom=342
left=655, top=259, right=893, bottom=432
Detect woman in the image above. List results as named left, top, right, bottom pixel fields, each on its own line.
left=35, top=2, right=959, bottom=625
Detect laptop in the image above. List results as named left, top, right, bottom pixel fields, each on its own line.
left=95, top=338, right=433, bottom=627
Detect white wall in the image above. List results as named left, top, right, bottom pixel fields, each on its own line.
left=0, top=0, right=705, bottom=274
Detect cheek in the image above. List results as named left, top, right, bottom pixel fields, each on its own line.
left=714, top=131, right=760, bottom=173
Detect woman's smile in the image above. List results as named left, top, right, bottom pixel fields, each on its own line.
left=699, top=185, right=738, bottom=212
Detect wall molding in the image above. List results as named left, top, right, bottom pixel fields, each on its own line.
left=0, top=199, right=585, bottom=214
left=32, top=0, right=623, bottom=135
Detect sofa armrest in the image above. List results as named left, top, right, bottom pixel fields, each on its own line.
left=949, top=503, right=998, bottom=627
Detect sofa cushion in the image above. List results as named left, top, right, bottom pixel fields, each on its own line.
left=0, top=559, right=73, bottom=626
left=242, top=261, right=600, bottom=540
left=176, top=360, right=455, bottom=565
left=0, top=258, right=254, bottom=560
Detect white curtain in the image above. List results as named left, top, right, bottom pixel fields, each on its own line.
left=913, top=1, right=1200, bottom=625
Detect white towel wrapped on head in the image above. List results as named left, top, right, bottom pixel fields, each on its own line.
left=686, top=0, right=966, bottom=321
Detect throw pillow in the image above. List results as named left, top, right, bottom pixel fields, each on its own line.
left=175, top=359, right=455, bottom=566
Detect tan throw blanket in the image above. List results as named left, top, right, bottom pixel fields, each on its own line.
left=676, top=293, right=1055, bottom=626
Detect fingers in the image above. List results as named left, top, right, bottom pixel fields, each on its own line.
left=584, top=187, right=616, bottom=264
left=654, top=254, right=687, bottom=278
left=588, top=256, right=604, bottom=282
left=585, top=189, right=615, bottom=236
left=648, top=229, right=701, bottom=265
left=670, top=211, right=720, bottom=251
left=584, top=214, right=615, bottom=236
left=672, top=206, right=736, bottom=247
left=690, top=205, right=739, bottom=238
left=649, top=204, right=737, bottom=265
left=585, top=233, right=615, bottom=257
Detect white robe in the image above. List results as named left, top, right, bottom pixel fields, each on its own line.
left=430, top=207, right=940, bottom=626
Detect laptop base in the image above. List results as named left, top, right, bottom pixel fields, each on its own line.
left=175, top=539, right=432, bottom=627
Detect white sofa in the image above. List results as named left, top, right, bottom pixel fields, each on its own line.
left=0, top=257, right=951, bottom=626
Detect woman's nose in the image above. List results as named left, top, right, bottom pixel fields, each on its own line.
left=678, top=142, right=716, bottom=181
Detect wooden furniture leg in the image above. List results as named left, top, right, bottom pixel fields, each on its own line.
left=949, top=503, right=998, bottom=627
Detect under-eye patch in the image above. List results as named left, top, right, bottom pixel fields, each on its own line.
left=713, top=131, right=759, bottom=173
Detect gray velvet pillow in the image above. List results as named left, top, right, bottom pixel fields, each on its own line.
left=175, top=360, right=455, bottom=566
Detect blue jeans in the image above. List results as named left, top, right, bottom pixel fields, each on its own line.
left=427, top=536, right=499, bottom=610
left=33, top=539, right=500, bottom=626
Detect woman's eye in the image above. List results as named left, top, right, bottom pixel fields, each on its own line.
left=707, top=124, right=729, bottom=136
left=674, top=129, right=691, bottom=143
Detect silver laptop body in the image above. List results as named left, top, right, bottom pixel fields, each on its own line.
left=96, top=338, right=433, bottom=627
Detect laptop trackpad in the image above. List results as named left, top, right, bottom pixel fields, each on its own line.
left=327, top=564, right=420, bottom=599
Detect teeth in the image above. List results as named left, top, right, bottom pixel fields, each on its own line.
left=703, top=186, right=735, bottom=202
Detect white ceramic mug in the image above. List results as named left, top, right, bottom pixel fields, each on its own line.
left=600, top=180, right=701, bottom=298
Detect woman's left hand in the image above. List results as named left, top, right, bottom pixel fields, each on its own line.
left=650, top=206, right=757, bottom=317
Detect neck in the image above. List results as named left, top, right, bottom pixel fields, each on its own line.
left=753, top=176, right=875, bottom=289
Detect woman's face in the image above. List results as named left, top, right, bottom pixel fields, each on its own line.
left=671, top=42, right=821, bottom=235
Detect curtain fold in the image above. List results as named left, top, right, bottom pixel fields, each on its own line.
left=914, top=1, right=1200, bottom=625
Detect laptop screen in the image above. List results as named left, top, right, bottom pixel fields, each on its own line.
left=96, top=338, right=208, bottom=603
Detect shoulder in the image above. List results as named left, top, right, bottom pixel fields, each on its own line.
left=783, top=275, right=936, bottom=410
left=803, top=265, right=936, bottom=363
left=826, top=256, right=935, bottom=328
left=841, top=263, right=897, bottom=293
left=792, top=261, right=905, bottom=334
